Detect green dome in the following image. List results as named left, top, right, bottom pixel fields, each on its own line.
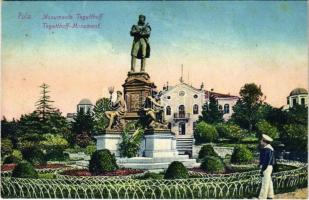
left=78, top=98, right=93, bottom=105
left=289, top=88, right=308, bottom=96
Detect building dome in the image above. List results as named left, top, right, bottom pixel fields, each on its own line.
left=78, top=98, right=93, bottom=105
left=289, top=88, right=308, bottom=96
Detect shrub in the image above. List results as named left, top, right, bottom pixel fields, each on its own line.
left=3, top=155, right=21, bottom=164
left=40, top=134, right=69, bottom=151
left=194, top=122, right=218, bottom=144
left=226, top=124, right=247, bottom=142
left=45, top=149, right=69, bottom=161
left=138, top=172, right=164, bottom=180
left=89, top=149, right=118, bottom=175
left=281, top=124, right=307, bottom=153
left=1, top=138, right=13, bottom=157
left=11, top=161, right=38, bottom=178
left=256, top=120, right=279, bottom=139
left=12, top=149, right=23, bottom=160
left=231, top=145, right=254, bottom=164
left=119, top=128, right=144, bottom=158
left=3, top=149, right=23, bottom=164
left=85, top=144, right=96, bottom=155
left=215, top=123, right=230, bottom=138
left=164, top=161, right=188, bottom=179
left=198, top=144, right=218, bottom=159
left=200, top=156, right=225, bottom=173
left=17, top=134, right=45, bottom=149
left=75, top=133, right=92, bottom=148
left=22, top=146, right=46, bottom=165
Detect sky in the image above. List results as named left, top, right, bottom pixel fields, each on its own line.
left=2, top=1, right=308, bottom=120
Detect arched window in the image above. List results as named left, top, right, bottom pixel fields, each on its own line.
left=301, top=98, right=305, bottom=105
left=224, top=104, right=230, bottom=114
left=218, top=105, right=223, bottom=110
left=166, top=106, right=171, bottom=115
left=193, top=104, right=199, bottom=115
left=179, top=105, right=185, bottom=118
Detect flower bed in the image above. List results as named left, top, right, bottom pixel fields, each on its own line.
left=1, top=164, right=16, bottom=171
left=35, top=163, right=66, bottom=169
left=61, top=168, right=144, bottom=177
left=1, top=163, right=66, bottom=171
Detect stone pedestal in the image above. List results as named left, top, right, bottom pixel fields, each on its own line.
left=143, top=129, right=178, bottom=157
left=94, top=132, right=122, bottom=156
left=122, top=72, right=156, bottom=120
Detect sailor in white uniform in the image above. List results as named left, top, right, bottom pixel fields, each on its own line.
left=258, top=134, right=275, bottom=199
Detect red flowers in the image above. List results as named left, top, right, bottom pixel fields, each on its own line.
left=61, top=168, right=143, bottom=176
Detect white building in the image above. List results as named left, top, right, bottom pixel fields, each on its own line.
left=286, top=88, right=308, bottom=108
left=160, top=81, right=205, bottom=155
left=204, top=90, right=239, bottom=121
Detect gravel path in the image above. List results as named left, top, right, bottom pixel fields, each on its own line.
left=274, top=188, right=308, bottom=199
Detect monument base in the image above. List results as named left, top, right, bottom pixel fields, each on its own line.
left=94, top=132, right=122, bottom=157
left=143, top=129, right=178, bottom=157
left=93, top=129, right=198, bottom=169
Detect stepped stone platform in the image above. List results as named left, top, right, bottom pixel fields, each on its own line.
left=117, top=155, right=199, bottom=170
left=74, top=155, right=199, bottom=170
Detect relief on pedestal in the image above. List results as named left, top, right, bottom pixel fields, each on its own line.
left=130, top=93, right=141, bottom=112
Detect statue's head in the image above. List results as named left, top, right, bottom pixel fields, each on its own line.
left=138, top=15, right=146, bottom=25
left=116, top=91, right=122, bottom=97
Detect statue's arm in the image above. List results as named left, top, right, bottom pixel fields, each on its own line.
left=140, top=25, right=151, bottom=37
left=130, top=25, right=140, bottom=36
left=149, top=97, right=163, bottom=108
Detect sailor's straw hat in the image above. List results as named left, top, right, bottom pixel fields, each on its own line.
left=262, top=134, right=273, bottom=142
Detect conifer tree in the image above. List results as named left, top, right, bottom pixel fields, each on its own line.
left=35, top=83, right=54, bottom=121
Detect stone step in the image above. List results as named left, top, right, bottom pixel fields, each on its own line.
left=118, top=160, right=199, bottom=170
left=117, top=155, right=190, bottom=164
left=75, top=157, right=199, bottom=170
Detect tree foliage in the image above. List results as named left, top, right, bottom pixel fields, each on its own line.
left=71, top=110, right=94, bottom=135
left=1, top=138, right=13, bottom=157
left=231, top=83, right=264, bottom=131
left=199, top=95, right=223, bottom=124
left=281, top=124, right=307, bottom=153
left=93, top=98, right=110, bottom=134
left=35, top=83, right=55, bottom=121
left=256, top=120, right=279, bottom=139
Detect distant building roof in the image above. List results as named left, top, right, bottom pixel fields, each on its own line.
left=205, top=90, right=239, bottom=99
left=289, top=88, right=308, bottom=96
left=161, top=82, right=202, bottom=95
left=78, top=98, right=93, bottom=105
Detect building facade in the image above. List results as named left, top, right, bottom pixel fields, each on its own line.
left=204, top=90, right=239, bottom=121
left=160, top=82, right=205, bottom=139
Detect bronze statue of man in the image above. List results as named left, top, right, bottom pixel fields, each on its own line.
left=130, top=15, right=151, bottom=72
left=105, top=91, right=127, bottom=130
